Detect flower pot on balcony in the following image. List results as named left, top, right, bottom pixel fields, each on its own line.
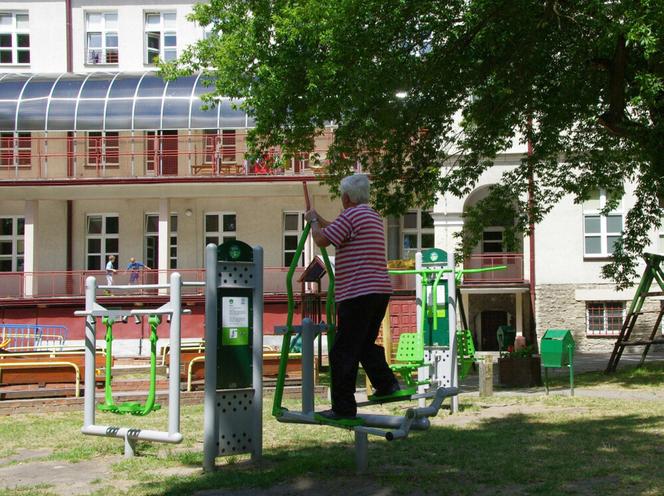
left=498, top=355, right=542, bottom=387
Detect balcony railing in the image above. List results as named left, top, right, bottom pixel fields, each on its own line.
left=0, top=268, right=416, bottom=300
left=462, top=253, right=525, bottom=285
left=0, top=132, right=338, bottom=180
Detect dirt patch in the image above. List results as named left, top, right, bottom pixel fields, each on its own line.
left=0, top=448, right=53, bottom=464
left=437, top=402, right=591, bottom=427
left=0, top=456, right=133, bottom=495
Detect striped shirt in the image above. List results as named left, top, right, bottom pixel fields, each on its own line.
left=322, top=204, right=392, bottom=302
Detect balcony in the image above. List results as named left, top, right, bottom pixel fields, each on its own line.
left=0, top=269, right=415, bottom=301
left=461, top=253, right=525, bottom=285
left=0, top=132, right=333, bottom=181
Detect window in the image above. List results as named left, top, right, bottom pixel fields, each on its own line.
left=402, top=209, right=434, bottom=258
left=284, top=212, right=305, bottom=267
left=0, top=133, right=30, bottom=167
left=144, top=12, right=176, bottom=64
left=0, top=216, right=24, bottom=272
left=87, top=132, right=119, bottom=167
left=203, top=130, right=237, bottom=166
left=86, top=215, right=119, bottom=270
left=583, top=189, right=623, bottom=257
left=0, top=12, right=29, bottom=64
left=205, top=213, right=236, bottom=246
left=482, top=229, right=504, bottom=253
left=586, top=301, right=625, bottom=336
left=145, top=214, right=177, bottom=269
left=85, top=12, right=118, bottom=64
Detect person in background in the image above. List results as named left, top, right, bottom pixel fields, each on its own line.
left=104, top=255, right=117, bottom=295
left=305, top=174, right=400, bottom=421
left=126, top=257, right=150, bottom=285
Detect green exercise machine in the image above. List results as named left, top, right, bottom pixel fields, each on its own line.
left=98, top=315, right=161, bottom=416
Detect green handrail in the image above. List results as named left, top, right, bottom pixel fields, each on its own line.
left=273, top=222, right=336, bottom=417
left=272, top=223, right=312, bottom=416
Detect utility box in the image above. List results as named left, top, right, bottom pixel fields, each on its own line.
left=496, top=325, right=516, bottom=351
left=541, top=329, right=575, bottom=368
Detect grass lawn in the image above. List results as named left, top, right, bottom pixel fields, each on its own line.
left=2, top=364, right=664, bottom=495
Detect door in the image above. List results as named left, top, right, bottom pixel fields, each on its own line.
left=161, top=130, right=178, bottom=175
left=480, top=310, right=508, bottom=351
left=146, top=131, right=178, bottom=175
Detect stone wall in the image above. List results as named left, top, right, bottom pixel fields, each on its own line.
left=536, top=284, right=662, bottom=352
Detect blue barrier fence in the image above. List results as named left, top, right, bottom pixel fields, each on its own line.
left=0, top=324, right=68, bottom=351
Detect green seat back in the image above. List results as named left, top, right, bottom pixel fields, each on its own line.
left=395, top=332, right=424, bottom=363
left=457, top=329, right=476, bottom=359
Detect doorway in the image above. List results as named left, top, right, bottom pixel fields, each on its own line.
left=480, top=310, right=508, bottom=351
left=146, top=130, right=178, bottom=175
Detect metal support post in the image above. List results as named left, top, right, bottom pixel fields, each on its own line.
left=252, top=245, right=264, bottom=461
left=203, top=244, right=218, bottom=472
left=355, top=430, right=368, bottom=474
left=569, top=346, right=575, bottom=397
left=302, top=318, right=314, bottom=415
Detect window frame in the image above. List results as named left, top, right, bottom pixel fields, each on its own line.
left=401, top=209, right=434, bottom=258
left=586, top=301, right=625, bottom=337
left=84, top=11, right=119, bottom=65
left=283, top=211, right=306, bottom=267
left=0, top=216, right=24, bottom=272
left=0, top=12, right=30, bottom=66
left=85, top=214, right=119, bottom=271
left=482, top=227, right=505, bottom=253
left=583, top=189, right=623, bottom=258
left=86, top=132, right=119, bottom=168
left=0, top=132, right=31, bottom=167
left=204, top=212, right=237, bottom=248
left=144, top=11, right=177, bottom=65
left=144, top=213, right=178, bottom=270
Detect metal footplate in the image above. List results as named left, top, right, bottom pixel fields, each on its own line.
left=354, top=386, right=458, bottom=440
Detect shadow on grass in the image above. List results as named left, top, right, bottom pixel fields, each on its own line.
left=547, top=361, right=664, bottom=389
left=141, top=411, right=664, bottom=496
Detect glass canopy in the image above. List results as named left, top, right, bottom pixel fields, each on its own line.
left=0, top=72, right=253, bottom=132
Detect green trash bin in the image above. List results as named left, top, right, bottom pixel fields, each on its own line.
left=496, top=325, right=516, bottom=351
left=540, top=329, right=575, bottom=395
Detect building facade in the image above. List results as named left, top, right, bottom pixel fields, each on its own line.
left=0, top=0, right=660, bottom=355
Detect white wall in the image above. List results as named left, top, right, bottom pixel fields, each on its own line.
left=71, top=0, right=205, bottom=73
left=0, top=1, right=67, bottom=73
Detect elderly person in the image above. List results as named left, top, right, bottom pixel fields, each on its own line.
left=306, top=174, right=400, bottom=421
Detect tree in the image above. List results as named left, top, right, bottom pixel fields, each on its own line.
left=165, top=0, right=664, bottom=288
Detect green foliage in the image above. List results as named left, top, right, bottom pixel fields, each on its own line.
left=501, top=345, right=535, bottom=359
left=164, top=0, right=664, bottom=287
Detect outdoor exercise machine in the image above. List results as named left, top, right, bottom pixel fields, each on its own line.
left=388, top=250, right=506, bottom=411
left=75, top=273, right=185, bottom=457
left=271, top=187, right=458, bottom=472
left=202, top=240, right=264, bottom=472
left=98, top=315, right=161, bottom=415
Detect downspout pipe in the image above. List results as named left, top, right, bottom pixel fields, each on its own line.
left=527, top=120, right=537, bottom=351
left=66, top=0, right=73, bottom=72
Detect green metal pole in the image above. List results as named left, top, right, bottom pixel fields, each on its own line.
left=569, top=345, right=575, bottom=397
left=102, top=317, right=115, bottom=409
left=272, top=223, right=311, bottom=417
left=137, top=315, right=161, bottom=415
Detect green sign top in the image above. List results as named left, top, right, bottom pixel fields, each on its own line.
left=422, top=248, right=448, bottom=265
left=218, top=240, right=253, bottom=262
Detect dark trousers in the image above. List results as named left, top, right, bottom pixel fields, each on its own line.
left=330, top=293, right=398, bottom=416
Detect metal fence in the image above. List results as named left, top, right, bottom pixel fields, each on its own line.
left=0, top=323, right=68, bottom=351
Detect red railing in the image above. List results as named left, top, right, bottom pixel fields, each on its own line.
left=0, top=266, right=417, bottom=300
left=462, top=253, right=525, bottom=284
left=0, top=132, right=334, bottom=180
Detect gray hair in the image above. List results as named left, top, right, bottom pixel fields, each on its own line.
left=340, top=174, right=370, bottom=204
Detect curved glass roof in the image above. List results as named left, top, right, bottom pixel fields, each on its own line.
left=0, top=72, right=253, bottom=132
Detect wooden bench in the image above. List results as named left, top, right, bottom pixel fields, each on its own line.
left=0, top=349, right=108, bottom=398
left=162, top=344, right=306, bottom=391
